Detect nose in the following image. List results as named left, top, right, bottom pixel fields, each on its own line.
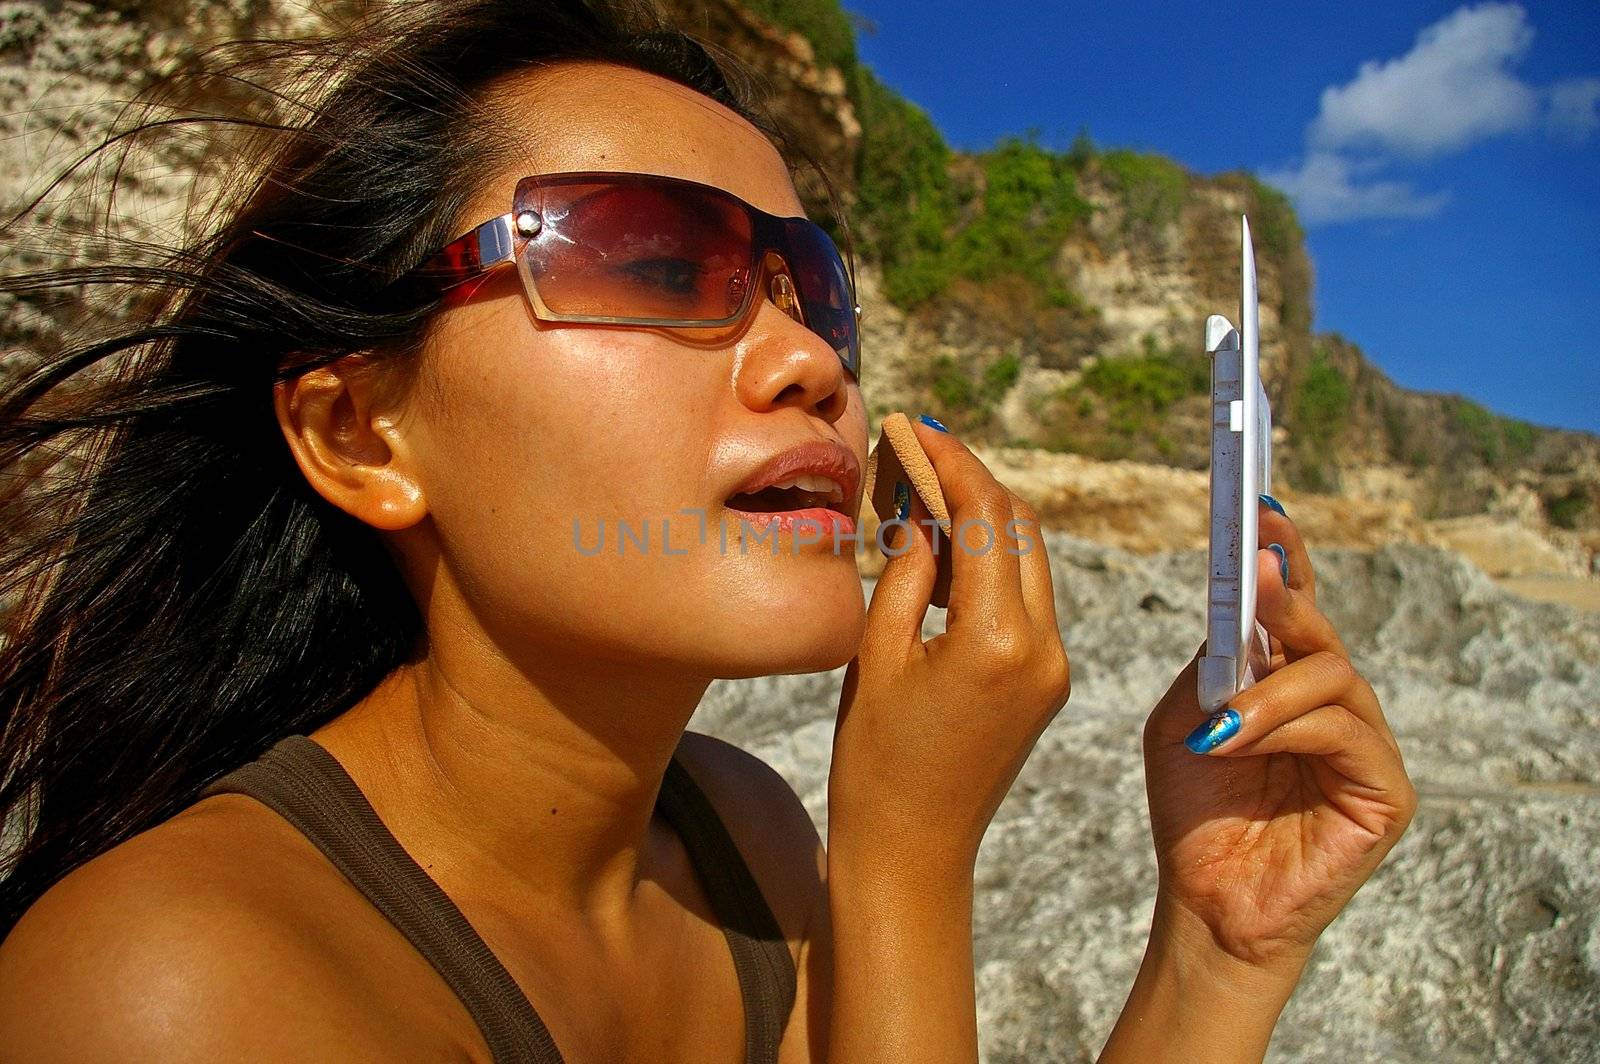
left=733, top=251, right=851, bottom=423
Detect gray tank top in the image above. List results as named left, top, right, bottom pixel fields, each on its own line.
left=200, top=733, right=797, bottom=1063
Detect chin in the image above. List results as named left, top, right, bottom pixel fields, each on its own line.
left=699, top=595, right=867, bottom=679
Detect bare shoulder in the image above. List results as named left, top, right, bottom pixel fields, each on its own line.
left=673, top=731, right=827, bottom=946
left=0, top=795, right=469, bottom=1062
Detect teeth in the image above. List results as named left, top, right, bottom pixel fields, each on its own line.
left=768, top=474, right=844, bottom=500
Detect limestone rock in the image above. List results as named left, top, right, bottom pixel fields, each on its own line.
left=691, top=533, right=1600, bottom=1062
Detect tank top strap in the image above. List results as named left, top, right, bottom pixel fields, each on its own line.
left=200, top=734, right=797, bottom=1064
left=656, top=755, right=798, bottom=1064
left=199, top=734, right=561, bottom=1064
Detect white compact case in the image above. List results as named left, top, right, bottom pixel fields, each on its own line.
left=1199, top=216, right=1274, bottom=712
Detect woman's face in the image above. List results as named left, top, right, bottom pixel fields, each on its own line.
left=391, top=61, right=869, bottom=679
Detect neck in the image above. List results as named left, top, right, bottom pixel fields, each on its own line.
left=313, top=637, right=712, bottom=922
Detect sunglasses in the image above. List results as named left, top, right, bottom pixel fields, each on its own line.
left=392, top=170, right=862, bottom=379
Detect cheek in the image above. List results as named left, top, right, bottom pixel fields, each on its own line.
left=422, top=321, right=713, bottom=560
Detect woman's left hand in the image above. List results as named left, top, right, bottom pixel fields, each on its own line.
left=1140, top=497, right=1418, bottom=975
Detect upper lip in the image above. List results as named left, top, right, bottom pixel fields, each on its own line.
left=724, top=438, right=861, bottom=512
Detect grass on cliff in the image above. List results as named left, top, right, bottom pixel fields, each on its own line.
left=1295, top=347, right=1352, bottom=449
left=1083, top=337, right=1210, bottom=416
left=1546, top=489, right=1590, bottom=530
left=1446, top=397, right=1538, bottom=467
left=853, top=101, right=1209, bottom=312
left=853, top=67, right=1094, bottom=309
left=1040, top=337, right=1211, bottom=462
left=1096, top=147, right=1190, bottom=241
left=916, top=348, right=1023, bottom=432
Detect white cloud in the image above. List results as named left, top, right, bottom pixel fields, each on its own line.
left=1310, top=2, right=1540, bottom=158
left=1266, top=2, right=1598, bottom=225
left=1263, top=153, right=1449, bottom=225
left=1548, top=77, right=1600, bottom=140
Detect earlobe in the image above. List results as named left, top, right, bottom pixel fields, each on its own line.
left=271, top=361, right=429, bottom=531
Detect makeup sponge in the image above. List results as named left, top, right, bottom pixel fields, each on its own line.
left=862, top=411, right=952, bottom=535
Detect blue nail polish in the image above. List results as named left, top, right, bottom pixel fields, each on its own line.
left=894, top=480, right=911, bottom=521
left=1267, top=542, right=1289, bottom=586
left=917, top=414, right=950, bottom=433
left=1259, top=493, right=1287, bottom=517
left=1185, top=709, right=1241, bottom=754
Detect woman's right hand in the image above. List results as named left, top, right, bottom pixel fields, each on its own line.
left=822, top=417, right=1069, bottom=1061
left=827, top=416, right=1072, bottom=875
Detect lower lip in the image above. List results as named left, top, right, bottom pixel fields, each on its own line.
left=723, top=506, right=857, bottom=539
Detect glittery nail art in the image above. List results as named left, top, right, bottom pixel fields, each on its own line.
left=1185, top=709, right=1241, bottom=754
left=894, top=480, right=911, bottom=521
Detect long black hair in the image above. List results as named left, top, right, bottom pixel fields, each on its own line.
left=0, top=0, right=847, bottom=935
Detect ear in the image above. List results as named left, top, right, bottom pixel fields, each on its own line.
left=272, top=354, right=427, bottom=531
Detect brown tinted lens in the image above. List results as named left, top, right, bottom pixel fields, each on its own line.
left=517, top=179, right=754, bottom=322
left=783, top=219, right=860, bottom=376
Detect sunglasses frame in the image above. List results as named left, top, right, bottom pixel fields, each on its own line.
left=396, top=170, right=863, bottom=379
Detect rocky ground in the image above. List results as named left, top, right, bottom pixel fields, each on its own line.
left=688, top=532, right=1600, bottom=1063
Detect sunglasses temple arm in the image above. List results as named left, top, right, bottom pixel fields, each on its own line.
left=400, top=213, right=518, bottom=295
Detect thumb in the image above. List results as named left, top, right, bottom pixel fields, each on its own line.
left=1143, top=641, right=1209, bottom=747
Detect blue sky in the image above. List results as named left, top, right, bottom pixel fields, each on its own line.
left=845, top=1, right=1599, bottom=434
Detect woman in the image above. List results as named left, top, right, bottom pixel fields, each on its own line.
left=0, top=0, right=1416, bottom=1060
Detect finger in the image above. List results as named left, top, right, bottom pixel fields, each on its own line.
left=1228, top=649, right=1386, bottom=737
left=907, top=418, right=1027, bottom=632
left=1257, top=493, right=1316, bottom=605
left=1005, top=488, right=1060, bottom=637
left=1345, top=671, right=1402, bottom=756
left=1253, top=545, right=1347, bottom=663
left=1187, top=703, right=1414, bottom=826
left=861, top=489, right=938, bottom=659
left=912, top=490, right=953, bottom=610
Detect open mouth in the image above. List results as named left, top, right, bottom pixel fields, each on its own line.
left=724, top=474, right=847, bottom=515
left=723, top=474, right=856, bottom=539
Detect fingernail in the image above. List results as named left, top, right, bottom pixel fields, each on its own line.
left=917, top=414, right=950, bottom=433
left=894, top=480, right=911, bottom=521
left=1259, top=493, right=1287, bottom=517
left=1185, top=709, right=1241, bottom=754
left=1267, top=542, right=1289, bottom=586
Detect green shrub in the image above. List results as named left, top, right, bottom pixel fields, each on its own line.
left=1065, top=126, right=1096, bottom=169
left=1240, top=174, right=1302, bottom=264
left=1081, top=339, right=1210, bottom=415
left=983, top=352, right=1021, bottom=398
left=1548, top=491, right=1589, bottom=529
left=852, top=74, right=1094, bottom=311
left=850, top=66, right=959, bottom=306
left=1294, top=348, right=1351, bottom=447
left=929, top=353, right=975, bottom=409
left=947, top=134, right=1092, bottom=303
left=1501, top=418, right=1536, bottom=461
left=1447, top=397, right=1538, bottom=467
left=1450, top=398, right=1497, bottom=460
left=920, top=350, right=1020, bottom=427
left=1099, top=149, right=1189, bottom=235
